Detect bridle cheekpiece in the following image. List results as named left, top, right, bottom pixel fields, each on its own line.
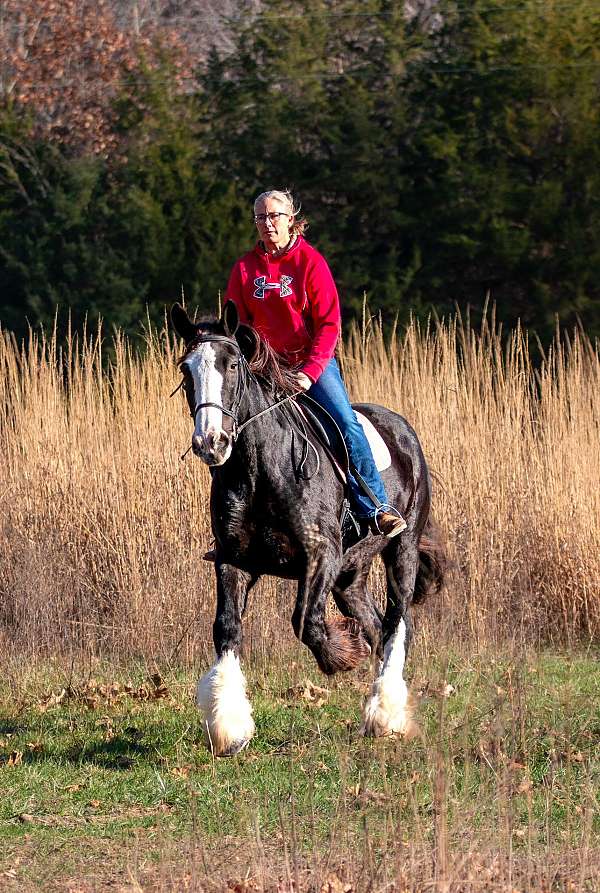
left=183, top=333, right=247, bottom=442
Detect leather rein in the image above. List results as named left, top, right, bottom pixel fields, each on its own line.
left=175, top=333, right=304, bottom=454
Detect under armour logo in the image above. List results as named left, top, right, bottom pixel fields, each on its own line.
left=253, top=275, right=293, bottom=299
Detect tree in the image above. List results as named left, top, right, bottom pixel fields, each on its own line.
left=0, top=0, right=190, bottom=156
left=200, top=0, right=425, bottom=323
left=199, top=0, right=600, bottom=338
left=400, top=0, right=600, bottom=337
left=0, top=63, right=252, bottom=339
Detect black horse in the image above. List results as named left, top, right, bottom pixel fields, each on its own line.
left=171, top=302, right=445, bottom=755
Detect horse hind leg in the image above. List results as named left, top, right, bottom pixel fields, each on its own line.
left=293, top=543, right=370, bottom=676
left=362, top=537, right=419, bottom=737
left=319, top=614, right=372, bottom=674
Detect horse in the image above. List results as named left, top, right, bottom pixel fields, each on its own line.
left=171, top=301, right=445, bottom=756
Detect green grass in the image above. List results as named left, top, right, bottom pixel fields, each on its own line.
left=1, top=650, right=599, bottom=891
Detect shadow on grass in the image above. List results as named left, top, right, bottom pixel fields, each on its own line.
left=8, top=725, right=155, bottom=771
left=0, top=718, right=21, bottom=735
left=64, top=732, right=150, bottom=770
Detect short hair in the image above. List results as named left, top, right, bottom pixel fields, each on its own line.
left=254, top=189, right=308, bottom=236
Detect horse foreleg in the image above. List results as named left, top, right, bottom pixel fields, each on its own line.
left=332, top=565, right=383, bottom=659
left=197, top=563, right=257, bottom=756
left=362, top=538, right=419, bottom=737
left=292, top=545, right=370, bottom=676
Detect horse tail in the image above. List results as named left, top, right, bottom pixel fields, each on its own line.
left=413, top=517, right=447, bottom=604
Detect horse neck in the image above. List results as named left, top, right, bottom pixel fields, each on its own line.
left=230, top=375, right=292, bottom=471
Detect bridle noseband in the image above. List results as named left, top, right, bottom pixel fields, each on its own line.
left=185, top=334, right=247, bottom=441
left=180, top=333, right=300, bottom=446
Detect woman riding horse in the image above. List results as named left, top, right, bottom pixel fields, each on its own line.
left=171, top=190, right=445, bottom=757
left=224, top=189, right=406, bottom=538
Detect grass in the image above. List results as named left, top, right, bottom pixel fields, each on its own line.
left=1, top=648, right=599, bottom=890
left=1, top=313, right=599, bottom=888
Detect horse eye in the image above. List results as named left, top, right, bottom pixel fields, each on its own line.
left=230, top=361, right=238, bottom=370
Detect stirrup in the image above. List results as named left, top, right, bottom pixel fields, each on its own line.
left=371, top=508, right=407, bottom=538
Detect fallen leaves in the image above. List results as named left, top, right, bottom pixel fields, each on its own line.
left=284, top=679, right=330, bottom=708
left=345, top=783, right=391, bottom=807
left=415, top=680, right=456, bottom=700
left=36, top=674, right=171, bottom=712
left=3, top=749, right=23, bottom=767
left=320, top=873, right=353, bottom=893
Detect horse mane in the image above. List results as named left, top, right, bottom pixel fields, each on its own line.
left=245, top=328, right=299, bottom=395
left=177, top=317, right=299, bottom=396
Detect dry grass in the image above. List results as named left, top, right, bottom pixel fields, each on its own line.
left=0, top=312, right=598, bottom=662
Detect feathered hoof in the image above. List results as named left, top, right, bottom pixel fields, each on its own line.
left=196, top=652, right=255, bottom=756
left=361, top=691, right=416, bottom=739
left=318, top=617, right=371, bottom=675
left=218, top=737, right=252, bottom=757
left=361, top=712, right=416, bottom=739
left=201, top=715, right=255, bottom=757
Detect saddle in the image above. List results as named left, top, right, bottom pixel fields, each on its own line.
left=293, top=394, right=392, bottom=551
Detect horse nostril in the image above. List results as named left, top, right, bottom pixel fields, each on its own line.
left=207, top=430, right=229, bottom=452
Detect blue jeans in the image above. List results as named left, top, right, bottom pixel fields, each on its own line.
left=307, top=358, right=388, bottom=519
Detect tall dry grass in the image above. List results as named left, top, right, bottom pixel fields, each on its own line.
left=0, top=313, right=598, bottom=662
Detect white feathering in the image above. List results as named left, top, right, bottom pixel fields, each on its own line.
left=196, top=651, right=255, bottom=755
left=362, top=620, right=411, bottom=737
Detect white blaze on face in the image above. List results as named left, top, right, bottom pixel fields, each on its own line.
left=185, top=342, right=224, bottom=444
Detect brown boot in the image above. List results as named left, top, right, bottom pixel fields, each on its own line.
left=372, top=510, right=407, bottom=538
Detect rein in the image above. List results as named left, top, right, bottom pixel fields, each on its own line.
left=176, top=334, right=316, bottom=468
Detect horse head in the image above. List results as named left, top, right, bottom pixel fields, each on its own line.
left=172, top=302, right=258, bottom=466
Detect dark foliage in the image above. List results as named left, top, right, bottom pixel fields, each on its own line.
left=1, top=0, right=599, bottom=342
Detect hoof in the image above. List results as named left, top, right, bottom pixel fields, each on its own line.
left=361, top=713, right=414, bottom=738
left=361, top=687, right=414, bottom=738
left=202, top=720, right=255, bottom=757
left=196, top=652, right=255, bottom=756
left=218, top=737, right=251, bottom=757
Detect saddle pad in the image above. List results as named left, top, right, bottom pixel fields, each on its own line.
left=355, top=411, right=392, bottom=472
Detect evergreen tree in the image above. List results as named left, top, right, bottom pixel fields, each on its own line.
left=0, top=63, right=252, bottom=339
left=1, top=0, right=599, bottom=341
left=402, top=0, right=600, bottom=337
left=200, top=0, right=600, bottom=338
left=200, top=0, right=424, bottom=323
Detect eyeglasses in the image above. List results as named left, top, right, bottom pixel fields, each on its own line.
left=254, top=212, right=290, bottom=224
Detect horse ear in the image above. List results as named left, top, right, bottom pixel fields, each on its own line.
left=171, top=303, right=198, bottom=343
left=221, top=300, right=239, bottom=337
left=236, top=323, right=259, bottom=362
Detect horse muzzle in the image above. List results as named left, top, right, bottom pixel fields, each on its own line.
left=192, top=429, right=233, bottom=466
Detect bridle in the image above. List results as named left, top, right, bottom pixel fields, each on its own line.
left=184, top=334, right=247, bottom=441
left=177, top=333, right=301, bottom=448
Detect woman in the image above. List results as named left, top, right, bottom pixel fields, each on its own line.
left=224, top=189, right=406, bottom=538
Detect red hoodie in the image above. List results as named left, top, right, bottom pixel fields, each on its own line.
left=224, top=236, right=340, bottom=383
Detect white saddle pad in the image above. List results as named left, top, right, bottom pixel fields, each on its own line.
left=355, top=411, right=392, bottom=471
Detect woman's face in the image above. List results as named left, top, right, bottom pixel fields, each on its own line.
left=254, top=196, right=294, bottom=252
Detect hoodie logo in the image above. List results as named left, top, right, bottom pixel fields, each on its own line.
left=253, top=275, right=293, bottom=299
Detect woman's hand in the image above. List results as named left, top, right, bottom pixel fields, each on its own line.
left=294, top=372, right=312, bottom=391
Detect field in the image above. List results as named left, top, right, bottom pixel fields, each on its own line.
left=1, top=313, right=599, bottom=890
